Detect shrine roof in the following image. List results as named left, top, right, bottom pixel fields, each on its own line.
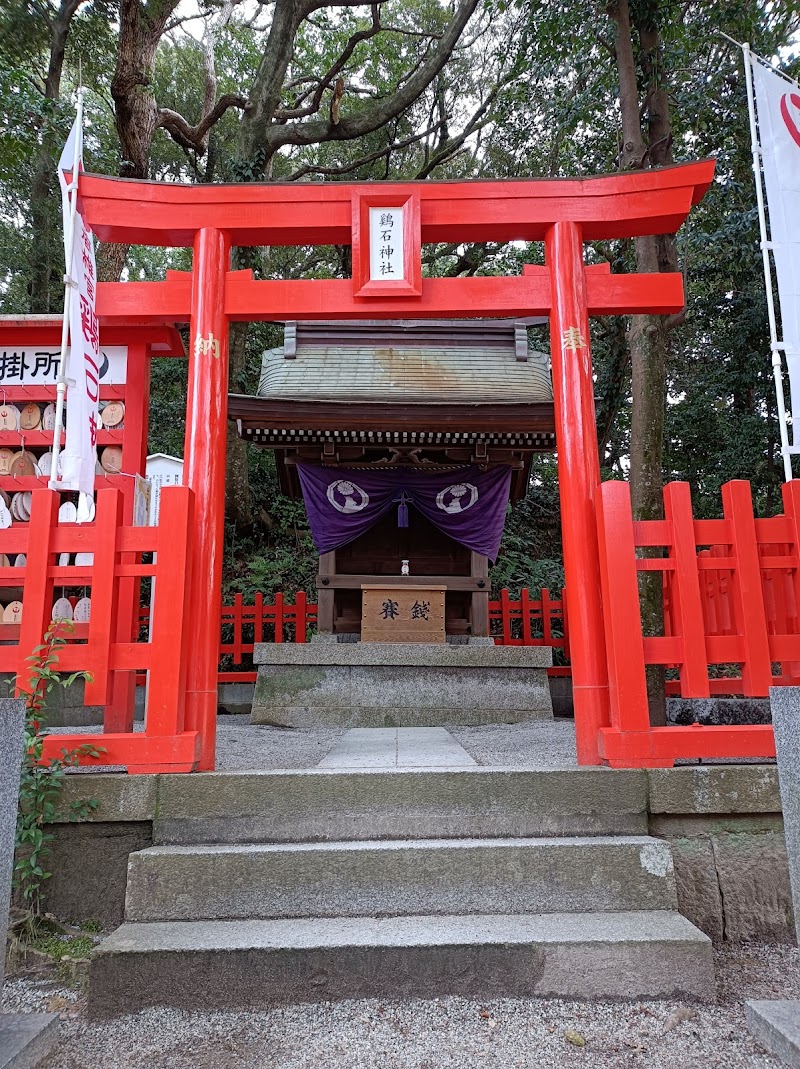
left=255, top=320, right=552, bottom=405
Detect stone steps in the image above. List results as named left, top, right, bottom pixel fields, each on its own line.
left=90, top=756, right=714, bottom=1015
left=125, top=835, right=678, bottom=922
left=88, top=911, right=713, bottom=1017
left=152, top=767, right=649, bottom=844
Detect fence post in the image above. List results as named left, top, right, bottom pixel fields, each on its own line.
left=541, top=588, right=552, bottom=646
left=16, top=490, right=58, bottom=694
left=780, top=481, right=800, bottom=679
left=146, top=486, right=194, bottom=739
left=595, top=481, right=650, bottom=732
left=561, top=588, right=570, bottom=662
left=721, top=480, right=772, bottom=695
left=274, top=591, right=284, bottom=643
left=521, top=587, right=533, bottom=644
left=500, top=588, right=512, bottom=645
left=85, top=488, right=124, bottom=708
left=231, top=592, right=243, bottom=666
left=662, top=482, right=710, bottom=697
left=296, top=591, right=307, bottom=642
left=254, top=591, right=264, bottom=645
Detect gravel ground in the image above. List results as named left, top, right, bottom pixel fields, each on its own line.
left=3, top=943, right=798, bottom=1068
left=452, top=721, right=578, bottom=767
left=54, top=717, right=777, bottom=773
left=55, top=718, right=582, bottom=771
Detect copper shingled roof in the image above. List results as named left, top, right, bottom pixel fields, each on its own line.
left=256, top=320, right=553, bottom=405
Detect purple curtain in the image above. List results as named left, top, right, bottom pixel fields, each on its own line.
left=296, top=462, right=512, bottom=560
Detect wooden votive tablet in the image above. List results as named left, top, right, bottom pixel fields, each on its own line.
left=18, top=403, right=41, bottom=430
left=101, top=400, right=125, bottom=427
left=100, top=445, right=123, bottom=473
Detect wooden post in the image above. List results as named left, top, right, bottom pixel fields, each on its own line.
left=722, top=480, right=772, bottom=696
left=317, top=550, right=336, bottom=634
left=183, top=227, right=230, bottom=771
left=546, top=220, right=610, bottom=764
left=470, top=551, right=489, bottom=637
left=662, top=482, right=710, bottom=697
left=86, top=489, right=124, bottom=709
left=594, top=481, right=650, bottom=733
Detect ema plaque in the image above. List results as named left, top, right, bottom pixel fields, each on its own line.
left=361, top=584, right=446, bottom=643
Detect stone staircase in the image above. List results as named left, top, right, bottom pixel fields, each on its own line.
left=89, top=764, right=714, bottom=1016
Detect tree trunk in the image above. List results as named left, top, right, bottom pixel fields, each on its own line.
left=610, top=0, right=680, bottom=725
left=96, top=0, right=180, bottom=282
left=226, top=320, right=254, bottom=528
left=28, top=1, right=82, bottom=312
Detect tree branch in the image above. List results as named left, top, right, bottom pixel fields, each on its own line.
left=287, top=122, right=438, bottom=179
left=275, top=3, right=381, bottom=121
left=264, top=0, right=479, bottom=153
left=158, top=93, right=252, bottom=153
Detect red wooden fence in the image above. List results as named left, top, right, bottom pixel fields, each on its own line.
left=203, top=587, right=570, bottom=682
left=1, top=486, right=199, bottom=773
left=595, top=478, right=800, bottom=767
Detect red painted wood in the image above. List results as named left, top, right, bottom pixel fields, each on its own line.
left=595, top=482, right=649, bottom=732
left=146, top=486, right=194, bottom=736
left=40, top=729, right=200, bottom=771
left=599, top=724, right=775, bottom=766
left=95, top=270, right=687, bottom=326
left=183, top=228, right=230, bottom=771
left=352, top=189, right=422, bottom=297
left=78, top=162, right=715, bottom=247
left=662, top=482, right=710, bottom=697
left=540, top=589, right=552, bottom=646
left=84, top=489, right=122, bottom=709
left=722, top=480, right=773, bottom=695
left=547, top=220, right=609, bottom=763
left=274, top=591, right=284, bottom=644
left=16, top=490, right=58, bottom=693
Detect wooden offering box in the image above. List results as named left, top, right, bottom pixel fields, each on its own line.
left=361, top=584, right=445, bottom=643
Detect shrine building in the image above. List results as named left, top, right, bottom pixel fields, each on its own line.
left=228, top=318, right=555, bottom=639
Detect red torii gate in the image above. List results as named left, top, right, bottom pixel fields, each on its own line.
left=84, top=159, right=714, bottom=770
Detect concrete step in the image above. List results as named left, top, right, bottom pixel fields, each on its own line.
left=88, top=910, right=713, bottom=1017
left=153, top=767, right=648, bottom=844
left=124, top=835, right=677, bottom=921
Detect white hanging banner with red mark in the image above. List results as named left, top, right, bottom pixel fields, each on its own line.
left=54, top=115, right=101, bottom=495
left=752, top=56, right=800, bottom=448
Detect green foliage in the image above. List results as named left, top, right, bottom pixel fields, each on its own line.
left=15, top=622, right=102, bottom=924
left=32, top=932, right=94, bottom=961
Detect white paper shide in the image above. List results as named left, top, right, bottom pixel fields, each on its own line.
left=369, top=207, right=404, bottom=281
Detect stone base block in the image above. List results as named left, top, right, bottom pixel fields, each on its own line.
left=251, top=643, right=553, bottom=727
left=747, top=1001, right=800, bottom=1067
left=0, top=1014, right=58, bottom=1069
left=88, top=911, right=713, bottom=1017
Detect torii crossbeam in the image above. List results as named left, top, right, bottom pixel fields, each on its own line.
left=82, top=159, right=715, bottom=770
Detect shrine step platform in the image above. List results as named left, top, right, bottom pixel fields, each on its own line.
left=87, top=763, right=713, bottom=1015
left=89, top=911, right=711, bottom=1016
left=251, top=642, right=553, bottom=727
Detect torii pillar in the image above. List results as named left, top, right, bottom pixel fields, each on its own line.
left=183, top=228, right=231, bottom=770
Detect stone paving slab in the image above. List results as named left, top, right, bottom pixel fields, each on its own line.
left=747, top=1000, right=800, bottom=1067
left=317, top=728, right=477, bottom=768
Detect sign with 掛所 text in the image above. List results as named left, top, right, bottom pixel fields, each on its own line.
left=361, top=584, right=446, bottom=643
left=0, top=346, right=127, bottom=386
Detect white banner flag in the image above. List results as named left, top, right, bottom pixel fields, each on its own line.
left=56, top=115, right=100, bottom=495
left=752, top=57, right=800, bottom=449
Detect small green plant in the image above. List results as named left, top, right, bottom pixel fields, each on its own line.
left=14, top=620, right=104, bottom=928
